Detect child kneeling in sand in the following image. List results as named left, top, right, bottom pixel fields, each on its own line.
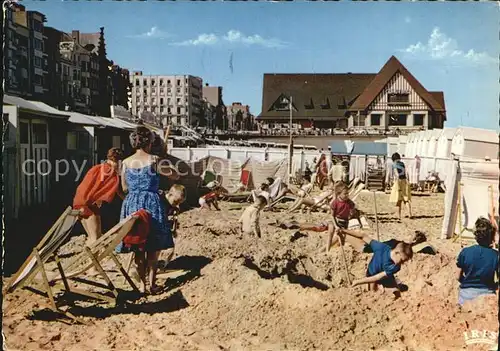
left=456, top=217, right=498, bottom=306
left=199, top=182, right=225, bottom=211
left=239, top=194, right=268, bottom=238
left=336, top=228, right=414, bottom=298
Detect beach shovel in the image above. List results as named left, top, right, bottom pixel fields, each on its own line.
left=337, top=231, right=352, bottom=286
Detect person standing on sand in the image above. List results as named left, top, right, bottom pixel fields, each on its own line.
left=456, top=217, right=498, bottom=306
left=389, top=153, right=412, bottom=221
left=115, top=126, right=180, bottom=294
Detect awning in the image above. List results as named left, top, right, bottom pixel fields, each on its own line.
left=4, top=94, right=69, bottom=119
left=67, top=112, right=105, bottom=126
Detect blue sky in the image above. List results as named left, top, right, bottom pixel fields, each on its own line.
left=29, top=1, right=498, bottom=129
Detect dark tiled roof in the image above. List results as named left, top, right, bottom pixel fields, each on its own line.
left=350, top=56, right=445, bottom=112
left=259, top=73, right=375, bottom=120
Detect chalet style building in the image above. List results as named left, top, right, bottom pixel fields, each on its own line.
left=258, top=56, right=446, bottom=131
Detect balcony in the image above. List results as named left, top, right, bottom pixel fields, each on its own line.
left=33, top=32, right=43, bottom=40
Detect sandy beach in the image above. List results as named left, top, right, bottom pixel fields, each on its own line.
left=3, top=190, right=498, bottom=351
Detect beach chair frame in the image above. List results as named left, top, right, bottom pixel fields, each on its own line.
left=5, top=211, right=139, bottom=324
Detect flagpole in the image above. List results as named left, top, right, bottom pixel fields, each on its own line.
left=288, top=96, right=293, bottom=179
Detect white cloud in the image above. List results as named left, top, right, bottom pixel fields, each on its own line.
left=129, top=26, right=169, bottom=39
left=222, top=30, right=287, bottom=48
left=401, top=27, right=495, bottom=65
left=171, top=30, right=287, bottom=48
left=404, top=16, right=412, bottom=24
left=172, top=33, right=219, bottom=46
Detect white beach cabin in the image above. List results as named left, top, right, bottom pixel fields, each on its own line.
left=436, top=128, right=457, bottom=159
left=425, top=128, right=443, bottom=157
left=450, top=127, right=498, bottom=160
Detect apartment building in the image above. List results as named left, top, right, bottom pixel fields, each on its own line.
left=131, top=72, right=203, bottom=126
left=227, top=102, right=253, bottom=130
left=4, top=2, right=46, bottom=98
left=54, top=30, right=100, bottom=114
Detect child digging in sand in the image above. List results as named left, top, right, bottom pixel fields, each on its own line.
left=239, top=194, right=268, bottom=238
left=199, top=182, right=225, bottom=211
left=336, top=228, right=416, bottom=298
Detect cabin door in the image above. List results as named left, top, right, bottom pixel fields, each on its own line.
left=19, top=118, right=50, bottom=208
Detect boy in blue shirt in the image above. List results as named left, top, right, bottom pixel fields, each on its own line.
left=337, top=228, right=414, bottom=298
left=456, top=217, right=498, bottom=305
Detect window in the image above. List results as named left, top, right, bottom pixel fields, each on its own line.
left=32, top=20, right=43, bottom=32
left=177, top=98, right=181, bottom=104
left=34, top=56, right=42, bottom=68
left=176, top=79, right=181, bottom=85
left=160, top=98, right=164, bottom=105
left=388, top=114, right=407, bottom=126
left=304, top=99, right=314, bottom=110
left=370, top=114, right=382, bottom=126
left=160, top=107, right=164, bottom=113
left=67, top=132, right=77, bottom=150
left=32, top=123, right=47, bottom=144
left=152, top=98, right=157, bottom=105
left=177, top=107, right=181, bottom=114
left=274, top=96, right=290, bottom=111
left=160, top=88, right=164, bottom=95
left=34, top=75, right=43, bottom=85
left=413, top=114, right=425, bottom=126
left=34, top=39, right=43, bottom=51
left=112, top=136, right=121, bottom=148
left=152, top=106, right=156, bottom=113
left=152, top=79, right=156, bottom=86
left=73, top=69, right=78, bottom=80
left=388, top=93, right=409, bottom=105
left=168, top=107, right=171, bottom=113
left=144, top=80, right=148, bottom=86
left=320, top=99, right=331, bottom=109
left=353, top=115, right=365, bottom=127
left=152, top=88, right=156, bottom=94
left=20, top=122, right=29, bottom=144
left=167, top=80, right=171, bottom=85
left=160, top=79, right=164, bottom=86
left=135, top=79, right=140, bottom=86
left=176, top=88, right=181, bottom=94
left=167, top=88, right=171, bottom=95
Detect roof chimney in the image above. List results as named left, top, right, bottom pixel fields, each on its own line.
left=71, top=30, right=80, bottom=44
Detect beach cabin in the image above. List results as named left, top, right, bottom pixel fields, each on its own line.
left=436, top=128, right=457, bottom=159
left=426, top=129, right=443, bottom=157
left=397, top=135, right=408, bottom=156
left=3, top=95, right=70, bottom=219
left=413, top=131, right=425, bottom=157
left=451, top=127, right=499, bottom=160
left=404, top=133, right=416, bottom=158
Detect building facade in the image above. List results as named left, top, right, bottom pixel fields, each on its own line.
left=258, top=56, right=446, bottom=132
left=4, top=2, right=47, bottom=99
left=227, top=102, right=253, bottom=130
left=131, top=72, right=203, bottom=126
left=202, top=85, right=227, bottom=129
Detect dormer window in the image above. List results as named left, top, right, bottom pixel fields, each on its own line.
left=320, top=98, right=331, bottom=109
left=337, top=97, right=347, bottom=109
left=273, top=95, right=291, bottom=111
left=304, top=98, right=314, bottom=110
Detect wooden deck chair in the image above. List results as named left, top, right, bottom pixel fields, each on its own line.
left=5, top=213, right=139, bottom=324
left=350, top=183, right=366, bottom=201
left=201, top=170, right=217, bottom=186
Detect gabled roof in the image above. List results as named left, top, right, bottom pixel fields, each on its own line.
left=259, top=73, right=375, bottom=119
left=349, top=56, right=445, bottom=112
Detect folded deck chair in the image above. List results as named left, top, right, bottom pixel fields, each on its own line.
left=350, top=183, right=366, bottom=201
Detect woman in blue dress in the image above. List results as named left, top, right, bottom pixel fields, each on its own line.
left=116, top=126, right=180, bottom=294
